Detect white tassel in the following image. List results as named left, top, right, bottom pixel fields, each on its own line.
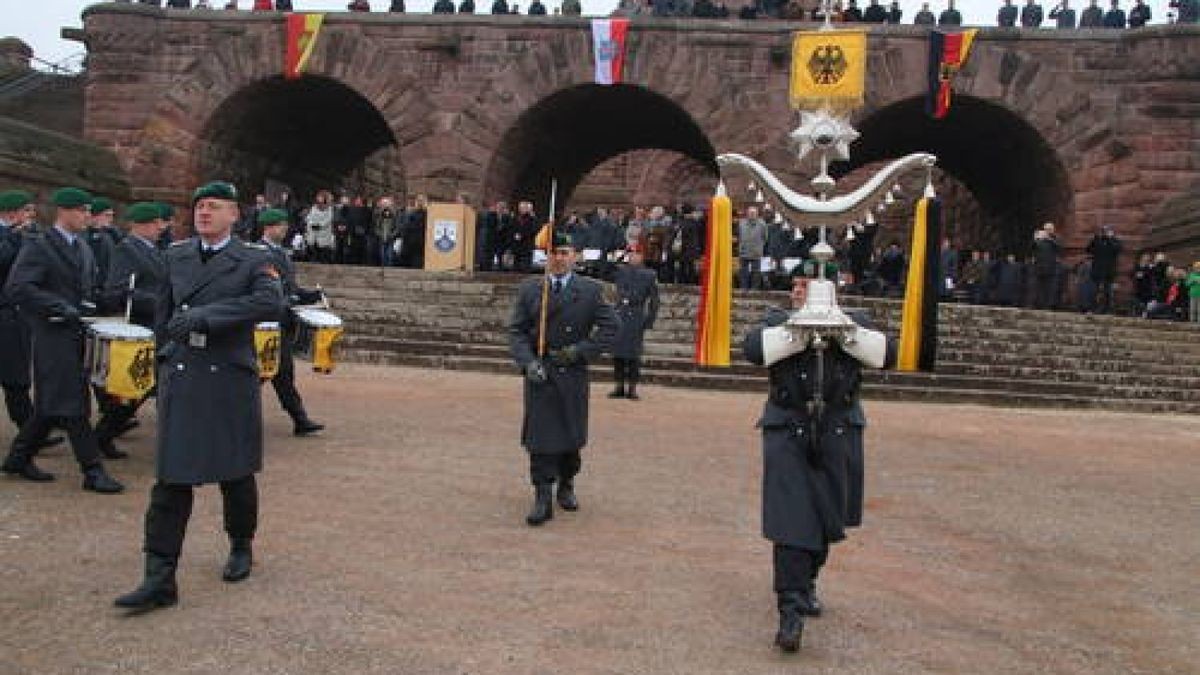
left=774, top=212, right=783, bottom=224
left=924, top=180, right=937, bottom=199
left=884, top=189, right=896, bottom=205
left=755, top=189, right=765, bottom=204
left=747, top=181, right=756, bottom=192
left=865, top=211, right=875, bottom=225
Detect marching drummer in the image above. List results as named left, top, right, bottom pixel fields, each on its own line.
left=257, top=208, right=325, bottom=436
left=1, top=187, right=125, bottom=493
left=93, top=202, right=170, bottom=458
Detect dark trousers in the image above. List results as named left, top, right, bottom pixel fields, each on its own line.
left=2, top=383, right=33, bottom=428
left=772, top=543, right=828, bottom=592
left=270, top=331, right=308, bottom=423
left=94, top=391, right=149, bottom=445
left=612, top=357, right=641, bottom=388
left=739, top=258, right=763, bottom=290
left=529, top=451, right=581, bottom=487
left=13, top=414, right=100, bottom=469
left=1093, top=274, right=1115, bottom=313
left=144, top=475, right=258, bottom=559
left=1034, top=273, right=1056, bottom=309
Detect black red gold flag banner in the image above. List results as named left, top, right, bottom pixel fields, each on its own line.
left=926, top=29, right=978, bottom=119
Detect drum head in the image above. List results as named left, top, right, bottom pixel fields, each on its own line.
left=293, top=308, right=342, bottom=328
left=256, top=322, right=281, bottom=331
left=90, top=322, right=154, bottom=340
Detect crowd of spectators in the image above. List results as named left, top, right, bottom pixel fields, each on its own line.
left=122, top=0, right=1200, bottom=24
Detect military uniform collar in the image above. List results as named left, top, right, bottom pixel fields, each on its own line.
left=53, top=224, right=78, bottom=246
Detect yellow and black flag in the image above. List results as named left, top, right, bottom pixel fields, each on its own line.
left=898, top=197, right=942, bottom=372
left=789, top=30, right=867, bottom=111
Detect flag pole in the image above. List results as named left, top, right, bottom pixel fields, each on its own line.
left=537, top=178, right=558, bottom=358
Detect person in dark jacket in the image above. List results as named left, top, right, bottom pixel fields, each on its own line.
left=0, top=190, right=40, bottom=432
left=92, top=202, right=170, bottom=459
left=433, top=0, right=454, bottom=12
left=1031, top=224, right=1061, bottom=309
left=490, top=0, right=508, bottom=12
left=1, top=187, right=124, bottom=494
left=1131, top=253, right=1155, bottom=315
left=1128, top=0, right=1150, bottom=25
left=862, top=0, right=888, bottom=21
left=528, top=0, right=547, bottom=13
left=85, top=198, right=119, bottom=296
left=1085, top=225, right=1122, bottom=313
left=1050, top=0, right=1077, bottom=26
left=742, top=261, right=895, bottom=652
left=1020, top=0, right=1045, bottom=26
left=939, top=0, right=963, bottom=24
left=1102, top=0, right=1126, bottom=26
left=1079, top=0, right=1103, bottom=25
left=114, top=181, right=284, bottom=612
left=510, top=201, right=538, bottom=273
left=914, top=1, right=937, bottom=23
left=507, top=231, right=617, bottom=527
left=608, top=243, right=659, bottom=400
left=998, top=0, right=1019, bottom=25
left=259, top=209, right=325, bottom=435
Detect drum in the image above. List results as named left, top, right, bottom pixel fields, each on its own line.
left=254, top=322, right=282, bottom=381
left=292, top=308, right=344, bottom=374
left=85, top=321, right=156, bottom=400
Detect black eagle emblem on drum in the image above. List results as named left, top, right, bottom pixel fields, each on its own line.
left=129, top=346, right=155, bottom=390
left=260, top=336, right=280, bottom=370
left=807, top=44, right=848, bottom=85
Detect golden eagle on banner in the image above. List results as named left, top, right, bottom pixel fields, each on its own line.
left=790, top=30, right=866, bottom=111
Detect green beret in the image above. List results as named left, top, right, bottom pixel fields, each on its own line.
left=123, top=202, right=162, bottom=224
left=191, top=181, right=238, bottom=205
left=793, top=259, right=839, bottom=279
left=157, top=202, right=175, bottom=219
left=52, top=187, right=94, bottom=209
left=257, top=208, right=289, bottom=226
left=0, top=189, right=33, bottom=212
left=551, top=230, right=573, bottom=249
left=90, top=197, right=113, bottom=215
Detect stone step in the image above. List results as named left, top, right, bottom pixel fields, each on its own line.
left=337, top=335, right=1200, bottom=403
left=337, top=349, right=1200, bottom=415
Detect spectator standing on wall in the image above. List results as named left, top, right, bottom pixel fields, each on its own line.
left=1079, top=0, right=1104, bottom=24
left=528, top=0, right=548, bottom=14
left=998, top=0, right=1019, bottom=26
left=886, top=1, right=903, bottom=22
left=1050, top=0, right=1077, bottom=26
left=1021, top=0, right=1045, bottom=25
left=1102, top=0, right=1126, bottom=26
left=1128, top=0, right=1151, bottom=25
left=1085, top=225, right=1122, bottom=314
left=938, top=0, right=963, bottom=24
left=914, top=1, right=936, bottom=23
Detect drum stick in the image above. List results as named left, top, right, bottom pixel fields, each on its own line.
left=536, top=178, right=557, bottom=358
left=124, top=273, right=136, bottom=323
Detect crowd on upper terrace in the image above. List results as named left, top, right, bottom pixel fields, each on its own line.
left=119, top=0, right=1200, bottom=25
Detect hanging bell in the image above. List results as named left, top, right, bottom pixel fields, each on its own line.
left=755, top=189, right=765, bottom=204
left=865, top=211, right=875, bottom=225
left=747, top=181, right=756, bottom=192
left=924, top=180, right=937, bottom=199
left=884, top=190, right=896, bottom=205
left=774, top=212, right=783, bottom=224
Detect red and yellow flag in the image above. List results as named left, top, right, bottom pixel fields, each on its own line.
left=694, top=186, right=733, bottom=367
left=284, top=13, right=325, bottom=80
left=926, top=29, right=978, bottom=119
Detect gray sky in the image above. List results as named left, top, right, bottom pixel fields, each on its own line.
left=11, top=1, right=1174, bottom=70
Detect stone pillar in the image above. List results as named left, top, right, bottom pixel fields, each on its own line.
left=0, top=38, right=33, bottom=72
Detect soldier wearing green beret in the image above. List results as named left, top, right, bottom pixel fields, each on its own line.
left=258, top=207, right=324, bottom=436
left=0, top=190, right=41, bottom=431
left=116, top=181, right=284, bottom=611
left=85, top=197, right=120, bottom=294
left=508, top=230, right=617, bottom=526
left=1, top=187, right=125, bottom=493
left=92, top=203, right=171, bottom=458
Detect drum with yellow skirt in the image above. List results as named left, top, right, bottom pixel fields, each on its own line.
left=254, top=321, right=281, bottom=381
left=292, top=308, right=343, bottom=374
left=85, top=321, right=156, bottom=401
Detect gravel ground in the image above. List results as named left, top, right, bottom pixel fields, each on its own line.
left=1, top=363, right=1197, bottom=675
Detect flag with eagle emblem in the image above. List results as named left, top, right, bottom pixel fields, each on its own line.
left=789, top=30, right=866, bottom=110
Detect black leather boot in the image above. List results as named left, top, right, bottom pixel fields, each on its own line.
left=114, top=552, right=178, bottom=610
left=82, top=464, right=125, bottom=494
left=557, top=481, right=578, bottom=511
left=525, top=484, right=553, bottom=526
left=222, top=538, right=253, bottom=582
left=293, top=419, right=325, bottom=436
left=626, top=383, right=640, bottom=401
left=2, top=452, right=54, bottom=482
left=775, top=591, right=805, bottom=652
left=799, top=582, right=823, bottom=617
left=99, top=439, right=128, bottom=460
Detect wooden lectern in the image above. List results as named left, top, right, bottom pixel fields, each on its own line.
left=423, top=202, right=477, bottom=271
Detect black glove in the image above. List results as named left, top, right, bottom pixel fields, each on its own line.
left=523, top=359, right=547, bottom=384
left=549, top=345, right=581, bottom=366
left=166, top=311, right=208, bottom=343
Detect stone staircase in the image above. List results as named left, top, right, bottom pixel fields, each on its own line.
left=297, top=264, right=1200, bottom=414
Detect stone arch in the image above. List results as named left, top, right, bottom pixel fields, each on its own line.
left=841, top=94, right=1072, bottom=257
left=124, top=23, right=433, bottom=202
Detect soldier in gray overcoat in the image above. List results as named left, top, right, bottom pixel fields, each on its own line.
left=508, top=230, right=617, bottom=526
left=742, top=262, right=894, bottom=652
left=1, top=187, right=124, bottom=494
left=607, top=242, right=658, bottom=400
left=116, top=181, right=283, bottom=612
left=0, top=190, right=37, bottom=430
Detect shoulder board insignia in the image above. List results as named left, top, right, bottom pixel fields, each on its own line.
left=169, top=240, right=190, bottom=247
left=245, top=242, right=270, bottom=251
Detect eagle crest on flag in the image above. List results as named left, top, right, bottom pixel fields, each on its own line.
left=129, top=346, right=155, bottom=391
left=807, top=45, right=848, bottom=85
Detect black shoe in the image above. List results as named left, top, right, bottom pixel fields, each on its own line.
left=222, top=539, right=253, bottom=582
left=557, top=481, right=579, bottom=511
left=293, top=419, right=324, bottom=436
left=82, top=465, right=124, bottom=494
left=29, top=435, right=65, bottom=452
left=626, top=389, right=640, bottom=401
left=2, top=455, right=55, bottom=482
left=525, top=484, right=553, bottom=526
left=100, top=441, right=128, bottom=460
left=775, top=591, right=805, bottom=652
left=607, top=388, right=626, bottom=399
left=115, top=553, right=178, bottom=611
left=799, top=584, right=823, bottom=617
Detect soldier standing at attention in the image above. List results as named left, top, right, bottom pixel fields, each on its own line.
left=508, top=231, right=617, bottom=527
left=608, top=242, right=659, bottom=400
left=115, top=181, right=283, bottom=611
left=1, top=187, right=124, bottom=493
left=742, top=262, right=894, bottom=652
left=258, top=208, right=324, bottom=435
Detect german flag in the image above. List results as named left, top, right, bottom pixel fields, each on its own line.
left=898, top=197, right=941, bottom=371
left=926, top=29, right=978, bottom=120
left=284, top=13, right=325, bottom=80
